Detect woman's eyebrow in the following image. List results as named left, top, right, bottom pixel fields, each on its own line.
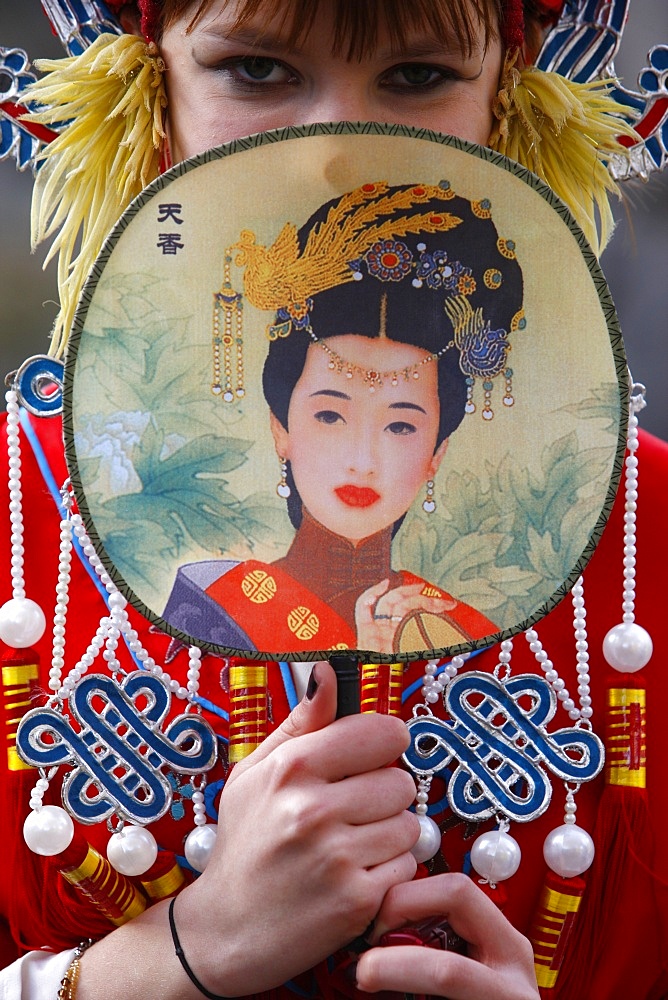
left=200, top=24, right=299, bottom=55
left=310, top=389, right=351, bottom=400
left=377, top=38, right=462, bottom=61
left=388, top=401, right=427, bottom=414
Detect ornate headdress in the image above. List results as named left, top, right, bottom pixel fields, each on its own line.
left=217, top=180, right=524, bottom=423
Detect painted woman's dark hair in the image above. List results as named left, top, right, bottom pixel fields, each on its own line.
left=262, top=184, right=524, bottom=529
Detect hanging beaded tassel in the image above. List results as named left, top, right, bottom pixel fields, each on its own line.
left=0, top=391, right=47, bottom=650
left=0, top=394, right=43, bottom=772
left=211, top=254, right=245, bottom=402
left=18, top=508, right=217, bottom=877
left=556, top=384, right=654, bottom=996
left=408, top=654, right=470, bottom=866
left=411, top=775, right=443, bottom=864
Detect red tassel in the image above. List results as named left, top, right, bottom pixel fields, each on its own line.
left=139, top=850, right=187, bottom=901
left=360, top=663, right=403, bottom=716
left=0, top=644, right=42, bottom=772
left=529, top=871, right=585, bottom=994
left=55, top=827, right=148, bottom=926
left=228, top=662, right=268, bottom=763
left=555, top=676, right=652, bottom=996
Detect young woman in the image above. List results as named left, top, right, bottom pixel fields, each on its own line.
left=1, top=2, right=666, bottom=999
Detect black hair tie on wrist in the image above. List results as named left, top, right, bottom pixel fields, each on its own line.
left=168, top=896, right=232, bottom=1000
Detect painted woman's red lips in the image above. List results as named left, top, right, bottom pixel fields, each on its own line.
left=335, top=485, right=381, bottom=508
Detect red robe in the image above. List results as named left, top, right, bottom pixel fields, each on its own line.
left=0, top=411, right=666, bottom=999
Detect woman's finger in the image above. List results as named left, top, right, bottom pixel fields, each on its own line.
left=361, top=877, right=538, bottom=999
left=375, top=584, right=457, bottom=617
left=355, top=578, right=391, bottom=627
left=287, top=712, right=409, bottom=782
left=356, top=943, right=538, bottom=1000
left=371, top=874, right=534, bottom=966
left=229, top=660, right=337, bottom=776
left=345, top=810, right=420, bottom=869
left=327, top=768, right=416, bottom=824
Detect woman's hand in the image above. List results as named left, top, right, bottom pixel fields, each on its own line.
left=173, top=661, right=419, bottom=996
left=355, top=874, right=540, bottom=1000
left=356, top=578, right=457, bottom=652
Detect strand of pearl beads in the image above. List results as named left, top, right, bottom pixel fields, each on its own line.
left=185, top=774, right=217, bottom=872
left=602, top=392, right=653, bottom=674
left=0, top=390, right=46, bottom=648
left=183, top=650, right=218, bottom=871
left=524, top=576, right=592, bottom=725
left=49, top=490, right=74, bottom=693
left=24, top=512, right=207, bottom=870
left=468, top=642, right=522, bottom=884
left=1, top=392, right=63, bottom=859
left=411, top=776, right=442, bottom=863
left=470, top=817, right=521, bottom=887
left=421, top=651, right=471, bottom=703
left=414, top=654, right=471, bottom=863
left=543, top=783, right=595, bottom=878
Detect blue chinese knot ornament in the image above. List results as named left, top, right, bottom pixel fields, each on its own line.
left=403, top=670, right=604, bottom=824
left=17, top=671, right=217, bottom=826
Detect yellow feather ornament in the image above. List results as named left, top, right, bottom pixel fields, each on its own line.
left=20, top=33, right=167, bottom=358
left=488, top=55, right=637, bottom=256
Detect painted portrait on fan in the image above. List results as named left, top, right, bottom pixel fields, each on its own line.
left=65, top=127, right=626, bottom=659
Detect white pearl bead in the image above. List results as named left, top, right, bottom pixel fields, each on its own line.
left=410, top=813, right=442, bottom=863
left=470, top=830, right=521, bottom=882
left=185, top=824, right=217, bottom=872
left=23, top=805, right=74, bottom=856
left=107, top=825, right=158, bottom=876
left=603, top=622, right=653, bottom=673
left=0, top=598, right=46, bottom=647
left=543, top=823, right=595, bottom=878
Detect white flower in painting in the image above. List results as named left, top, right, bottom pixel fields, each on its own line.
left=75, top=411, right=150, bottom=499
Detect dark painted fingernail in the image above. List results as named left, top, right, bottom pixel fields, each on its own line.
left=306, top=664, right=320, bottom=700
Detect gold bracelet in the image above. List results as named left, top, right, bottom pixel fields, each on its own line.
left=57, top=940, right=93, bottom=1000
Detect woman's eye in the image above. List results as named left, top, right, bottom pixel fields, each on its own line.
left=386, top=421, right=417, bottom=435
left=382, top=63, right=454, bottom=89
left=314, top=409, right=344, bottom=425
left=227, top=57, right=296, bottom=84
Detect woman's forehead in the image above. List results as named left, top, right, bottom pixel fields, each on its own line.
left=166, top=0, right=501, bottom=57
left=297, top=337, right=440, bottom=402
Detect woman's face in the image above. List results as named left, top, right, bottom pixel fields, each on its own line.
left=160, top=0, right=503, bottom=161
left=270, top=335, right=448, bottom=543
